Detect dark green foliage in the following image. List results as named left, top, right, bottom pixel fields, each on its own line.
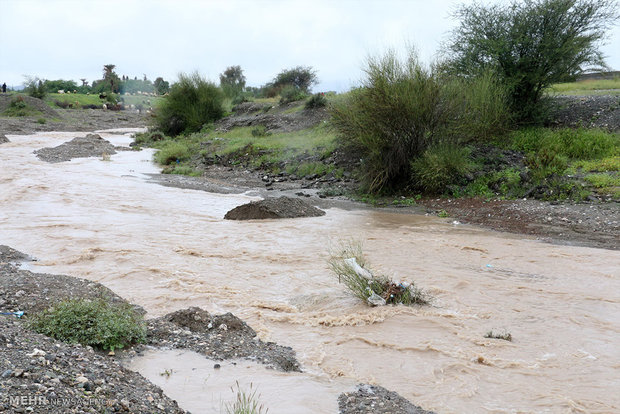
left=251, top=126, right=271, bottom=137
left=154, top=77, right=170, bottom=95
left=279, top=85, right=308, bottom=104
left=154, top=72, right=225, bottom=136
left=272, top=66, right=318, bottom=93
left=305, top=93, right=327, bottom=109
left=219, top=65, right=246, bottom=99
left=410, top=143, right=473, bottom=193
left=92, top=64, right=121, bottom=94
left=330, top=49, right=510, bottom=193
left=444, top=0, right=619, bottom=123
left=27, top=298, right=146, bottom=351
left=44, top=79, right=78, bottom=93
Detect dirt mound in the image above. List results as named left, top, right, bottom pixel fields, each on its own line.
left=146, top=307, right=300, bottom=372
left=338, top=384, right=435, bottom=414
left=34, top=133, right=122, bottom=163
left=0, top=94, right=60, bottom=119
left=224, top=196, right=326, bottom=220
left=0, top=134, right=7, bottom=144
left=216, top=102, right=329, bottom=133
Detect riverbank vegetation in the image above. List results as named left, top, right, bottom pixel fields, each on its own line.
left=131, top=0, right=619, bottom=203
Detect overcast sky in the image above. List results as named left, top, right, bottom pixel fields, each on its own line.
left=1, top=0, right=619, bottom=91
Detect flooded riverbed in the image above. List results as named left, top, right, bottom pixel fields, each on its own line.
left=1, top=130, right=619, bottom=413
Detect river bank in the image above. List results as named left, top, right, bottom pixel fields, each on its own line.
left=1, top=105, right=619, bottom=412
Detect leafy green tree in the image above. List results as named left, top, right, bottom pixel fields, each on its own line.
left=444, top=0, right=619, bottom=123
left=43, top=79, right=78, bottom=93
left=94, top=63, right=121, bottom=93
left=219, top=65, right=246, bottom=98
left=154, top=77, right=170, bottom=95
left=272, top=66, right=318, bottom=93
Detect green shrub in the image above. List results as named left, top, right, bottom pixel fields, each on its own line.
left=305, top=93, right=327, bottom=109
left=447, top=71, right=512, bottom=142
left=27, top=298, right=146, bottom=351
left=410, top=143, right=473, bottom=193
left=251, top=126, right=271, bottom=137
left=154, top=72, right=224, bottom=136
left=279, top=85, right=308, bottom=104
left=154, top=141, right=192, bottom=165
left=331, top=48, right=510, bottom=193
left=4, top=97, right=40, bottom=117
left=511, top=128, right=618, bottom=159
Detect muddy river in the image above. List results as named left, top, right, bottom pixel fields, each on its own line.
left=1, top=130, right=619, bottom=413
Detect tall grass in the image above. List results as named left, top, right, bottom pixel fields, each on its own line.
left=410, top=142, right=473, bottom=193
left=330, top=49, right=511, bottom=193
left=224, top=381, right=268, bottom=414
left=510, top=128, right=619, bottom=159
left=154, top=72, right=224, bottom=136
left=328, top=241, right=429, bottom=306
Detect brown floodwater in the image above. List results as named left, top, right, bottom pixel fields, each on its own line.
left=1, top=131, right=619, bottom=413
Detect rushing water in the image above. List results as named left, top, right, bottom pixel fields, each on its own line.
left=1, top=130, right=619, bottom=413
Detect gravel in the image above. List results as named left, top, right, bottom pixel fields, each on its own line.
left=338, top=384, right=436, bottom=414
left=33, top=134, right=130, bottom=163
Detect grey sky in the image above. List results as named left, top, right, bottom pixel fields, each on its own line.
left=1, top=0, right=619, bottom=91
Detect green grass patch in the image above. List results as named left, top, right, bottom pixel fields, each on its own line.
left=509, top=128, right=619, bottom=160
left=572, top=156, right=620, bottom=172
left=153, top=140, right=193, bottom=165
left=27, top=298, right=146, bottom=351
left=548, top=78, right=620, bottom=95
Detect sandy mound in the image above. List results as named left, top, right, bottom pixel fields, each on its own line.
left=34, top=133, right=120, bottom=163
left=224, top=196, right=326, bottom=220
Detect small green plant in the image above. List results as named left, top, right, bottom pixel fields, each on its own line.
left=279, top=85, right=308, bottom=105
left=224, top=381, right=268, bottom=414
left=251, top=126, right=271, bottom=137
left=328, top=241, right=429, bottom=306
left=484, top=329, right=512, bottom=342
left=305, top=93, right=327, bottom=109
left=154, top=141, right=192, bottom=165
left=27, top=298, right=146, bottom=351
left=36, top=118, right=47, bottom=124
left=3, top=97, right=41, bottom=117
left=160, top=369, right=173, bottom=377
left=410, top=143, right=473, bottom=194
left=437, top=209, right=449, bottom=218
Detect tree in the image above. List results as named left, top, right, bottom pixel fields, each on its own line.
left=444, top=0, right=619, bottom=123
left=100, top=64, right=121, bottom=93
left=219, top=65, right=246, bottom=98
left=272, top=66, right=318, bottom=93
left=154, top=77, right=170, bottom=95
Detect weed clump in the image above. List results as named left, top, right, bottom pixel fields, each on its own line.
left=225, top=381, right=268, bottom=414
left=328, top=241, right=429, bottom=306
left=154, top=72, right=224, bottom=136
left=305, top=93, right=327, bottom=109
left=27, top=298, right=146, bottom=351
left=410, top=143, right=473, bottom=193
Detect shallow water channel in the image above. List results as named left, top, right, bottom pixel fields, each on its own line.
left=1, top=130, right=619, bottom=413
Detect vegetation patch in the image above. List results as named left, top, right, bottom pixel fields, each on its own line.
left=328, top=241, right=430, bottom=306
left=3, top=96, right=42, bottom=117
left=27, top=298, right=146, bottom=351
left=224, top=381, right=268, bottom=414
